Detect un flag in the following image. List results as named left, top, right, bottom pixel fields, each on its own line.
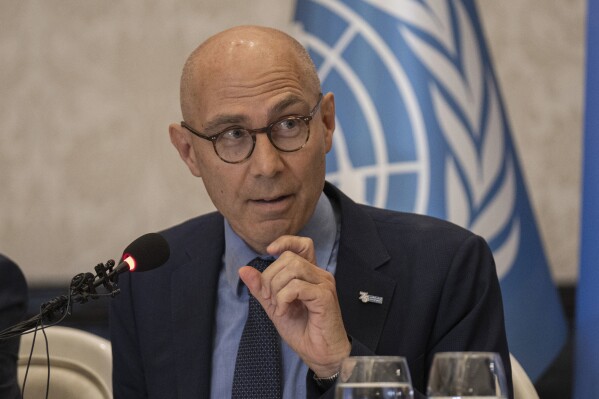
left=295, top=0, right=567, bottom=380
left=574, top=0, right=599, bottom=397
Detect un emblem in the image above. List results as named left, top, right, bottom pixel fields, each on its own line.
left=295, top=0, right=520, bottom=278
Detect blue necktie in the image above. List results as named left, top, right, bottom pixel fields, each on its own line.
left=232, top=257, right=282, bottom=399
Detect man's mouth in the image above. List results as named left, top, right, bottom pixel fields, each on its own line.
left=254, top=194, right=290, bottom=203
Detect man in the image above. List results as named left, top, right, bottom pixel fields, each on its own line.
left=110, top=25, right=512, bottom=398
left=0, top=254, right=28, bottom=399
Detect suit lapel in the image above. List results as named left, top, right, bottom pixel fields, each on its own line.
left=336, top=252, right=396, bottom=350
left=326, top=183, right=397, bottom=351
left=170, top=215, right=224, bottom=399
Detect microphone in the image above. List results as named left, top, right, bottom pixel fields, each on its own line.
left=74, top=232, right=171, bottom=301
left=112, top=232, right=170, bottom=275
left=53, top=232, right=171, bottom=317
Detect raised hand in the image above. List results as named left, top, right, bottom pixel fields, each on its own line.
left=238, top=235, right=351, bottom=378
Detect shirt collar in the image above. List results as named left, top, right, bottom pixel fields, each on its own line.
left=223, top=192, right=337, bottom=296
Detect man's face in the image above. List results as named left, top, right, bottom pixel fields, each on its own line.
left=170, top=35, right=335, bottom=253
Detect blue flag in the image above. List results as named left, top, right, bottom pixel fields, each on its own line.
left=294, top=0, right=567, bottom=380
left=574, top=0, right=599, bottom=397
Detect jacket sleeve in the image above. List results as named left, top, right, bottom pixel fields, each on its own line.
left=306, top=337, right=427, bottom=399
left=425, top=234, right=513, bottom=397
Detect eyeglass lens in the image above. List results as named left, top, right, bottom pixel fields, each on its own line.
left=215, top=116, right=309, bottom=163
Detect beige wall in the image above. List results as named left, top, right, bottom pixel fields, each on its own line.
left=478, top=0, right=585, bottom=284
left=0, top=0, right=585, bottom=285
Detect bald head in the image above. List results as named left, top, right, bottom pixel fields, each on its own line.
left=179, top=26, right=321, bottom=122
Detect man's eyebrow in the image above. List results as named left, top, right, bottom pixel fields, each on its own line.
left=269, top=95, right=306, bottom=116
left=202, top=95, right=309, bottom=133
left=202, top=114, right=248, bottom=133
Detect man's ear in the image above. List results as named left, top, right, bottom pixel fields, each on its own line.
left=320, top=92, right=336, bottom=153
left=169, top=123, right=202, bottom=177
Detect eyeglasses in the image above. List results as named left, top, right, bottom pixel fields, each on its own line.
left=181, top=93, right=323, bottom=164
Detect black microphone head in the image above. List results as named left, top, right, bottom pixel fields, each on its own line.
left=122, top=233, right=170, bottom=273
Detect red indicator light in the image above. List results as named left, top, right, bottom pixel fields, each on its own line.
left=122, top=254, right=137, bottom=272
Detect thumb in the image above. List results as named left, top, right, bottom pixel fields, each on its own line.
left=239, top=266, right=264, bottom=299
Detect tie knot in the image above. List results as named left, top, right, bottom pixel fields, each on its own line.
left=248, top=257, right=274, bottom=273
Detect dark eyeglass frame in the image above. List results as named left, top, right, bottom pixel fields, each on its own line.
left=181, top=93, right=323, bottom=164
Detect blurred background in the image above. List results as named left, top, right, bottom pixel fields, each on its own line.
left=0, top=0, right=587, bottom=398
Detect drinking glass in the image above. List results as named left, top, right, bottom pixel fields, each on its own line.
left=427, top=352, right=508, bottom=399
left=335, top=356, right=414, bottom=399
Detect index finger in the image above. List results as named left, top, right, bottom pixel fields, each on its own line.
left=267, top=235, right=316, bottom=263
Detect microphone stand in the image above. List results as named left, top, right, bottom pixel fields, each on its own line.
left=0, top=259, right=122, bottom=340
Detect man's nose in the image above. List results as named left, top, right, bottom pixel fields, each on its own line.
left=248, top=133, right=284, bottom=177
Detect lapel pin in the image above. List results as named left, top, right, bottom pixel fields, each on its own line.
left=359, top=291, right=383, bottom=305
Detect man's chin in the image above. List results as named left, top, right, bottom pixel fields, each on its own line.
left=241, top=221, right=297, bottom=254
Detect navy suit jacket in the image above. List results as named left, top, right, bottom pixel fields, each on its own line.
left=110, top=182, right=512, bottom=398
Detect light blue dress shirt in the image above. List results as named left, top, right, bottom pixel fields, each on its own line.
left=210, top=192, right=340, bottom=399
